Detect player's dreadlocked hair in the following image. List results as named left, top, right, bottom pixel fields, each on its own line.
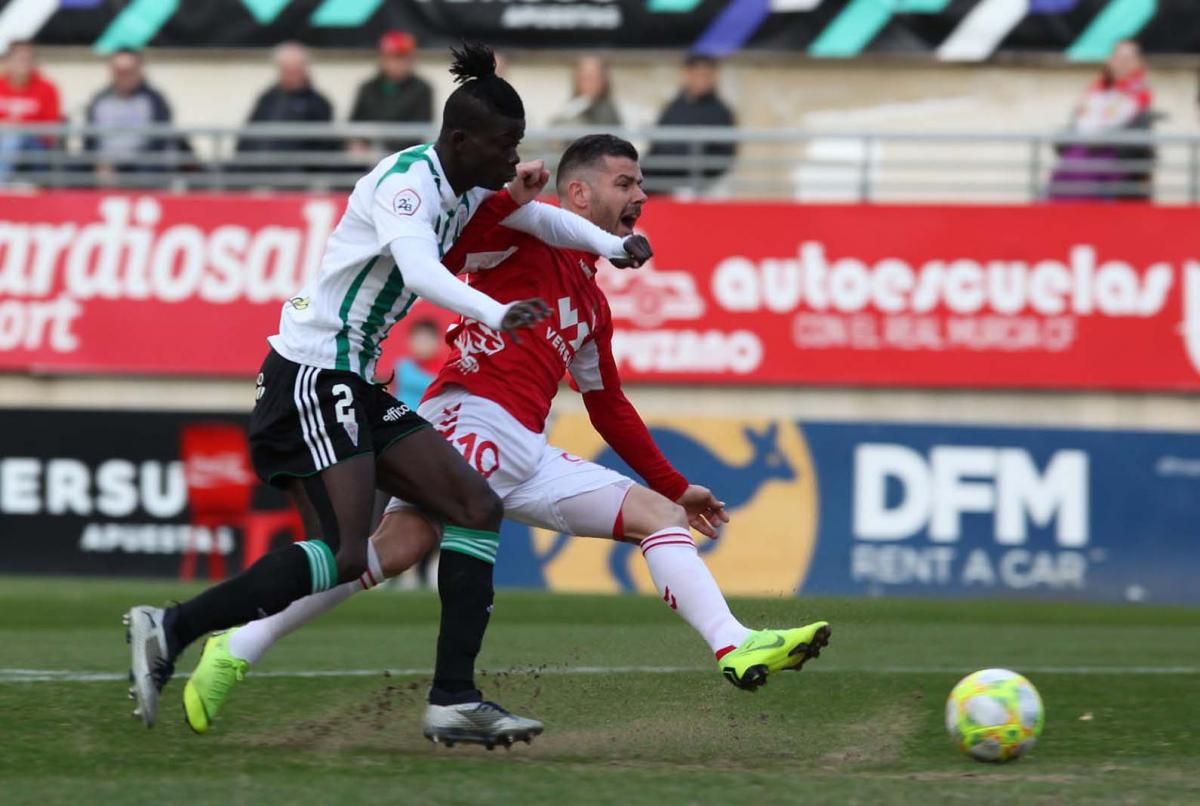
left=440, top=42, right=524, bottom=132
left=555, top=134, right=639, bottom=192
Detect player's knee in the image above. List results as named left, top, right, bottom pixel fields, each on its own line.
left=639, top=496, right=688, bottom=533
left=456, top=485, right=504, bottom=532
left=661, top=500, right=689, bottom=530
left=372, top=511, right=440, bottom=577
left=620, top=486, right=690, bottom=541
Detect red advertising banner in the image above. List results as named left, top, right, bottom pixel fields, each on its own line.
left=0, top=191, right=338, bottom=375
left=2, top=191, right=1199, bottom=390
left=604, top=201, right=1200, bottom=390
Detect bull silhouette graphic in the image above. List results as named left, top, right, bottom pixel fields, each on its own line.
left=496, top=422, right=795, bottom=590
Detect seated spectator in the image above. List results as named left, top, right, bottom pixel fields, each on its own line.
left=1048, top=40, right=1155, bottom=201
left=551, top=56, right=621, bottom=129
left=237, top=42, right=335, bottom=170
left=348, top=31, right=433, bottom=155
left=85, top=49, right=188, bottom=179
left=645, top=54, right=737, bottom=195
left=0, top=40, right=61, bottom=181
left=391, top=318, right=444, bottom=409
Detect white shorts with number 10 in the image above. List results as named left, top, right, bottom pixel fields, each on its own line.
left=385, top=386, right=633, bottom=537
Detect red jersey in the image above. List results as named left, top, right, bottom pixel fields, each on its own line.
left=424, top=191, right=688, bottom=501
left=0, top=71, right=61, bottom=123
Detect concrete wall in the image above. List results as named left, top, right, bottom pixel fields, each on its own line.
left=0, top=374, right=1195, bottom=433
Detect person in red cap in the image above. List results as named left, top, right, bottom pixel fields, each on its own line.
left=348, top=31, right=433, bottom=156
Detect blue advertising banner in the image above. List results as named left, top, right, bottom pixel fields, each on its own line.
left=495, top=416, right=1200, bottom=605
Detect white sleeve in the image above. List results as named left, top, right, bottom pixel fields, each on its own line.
left=389, top=237, right=512, bottom=331
left=371, top=169, right=440, bottom=249
left=501, top=201, right=626, bottom=258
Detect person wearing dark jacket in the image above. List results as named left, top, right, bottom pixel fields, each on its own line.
left=85, top=49, right=189, bottom=177
left=237, top=42, right=336, bottom=171
left=348, top=31, right=433, bottom=155
left=645, top=53, right=737, bottom=194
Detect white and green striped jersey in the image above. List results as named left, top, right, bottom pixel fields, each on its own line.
left=269, top=143, right=491, bottom=380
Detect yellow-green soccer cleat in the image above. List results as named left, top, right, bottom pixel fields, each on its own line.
left=720, top=622, right=832, bottom=691
left=182, top=630, right=249, bottom=734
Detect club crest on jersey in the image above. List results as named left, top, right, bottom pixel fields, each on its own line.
left=391, top=188, right=421, bottom=217
left=452, top=320, right=506, bottom=374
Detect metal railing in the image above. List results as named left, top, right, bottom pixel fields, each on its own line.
left=0, top=122, right=1194, bottom=203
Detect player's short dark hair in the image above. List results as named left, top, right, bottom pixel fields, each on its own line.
left=410, top=318, right=439, bottom=336
left=683, top=52, right=718, bottom=69
left=440, top=42, right=524, bottom=132
left=111, top=47, right=143, bottom=62
left=555, top=134, right=639, bottom=192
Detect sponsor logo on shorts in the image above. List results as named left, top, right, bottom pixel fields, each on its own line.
left=383, top=405, right=411, bottom=422
left=391, top=189, right=421, bottom=217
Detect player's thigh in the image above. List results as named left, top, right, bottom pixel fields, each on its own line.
left=504, top=447, right=639, bottom=538
left=282, top=452, right=377, bottom=580
left=248, top=351, right=378, bottom=578
left=375, top=427, right=502, bottom=531
left=370, top=505, right=441, bottom=578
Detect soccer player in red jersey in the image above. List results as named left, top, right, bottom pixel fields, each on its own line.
left=185, top=135, right=831, bottom=746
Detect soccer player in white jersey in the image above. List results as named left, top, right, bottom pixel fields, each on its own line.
left=123, top=45, right=653, bottom=742
left=180, top=135, right=832, bottom=747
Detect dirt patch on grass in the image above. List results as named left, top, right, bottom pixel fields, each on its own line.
left=815, top=701, right=922, bottom=769
left=242, top=677, right=431, bottom=755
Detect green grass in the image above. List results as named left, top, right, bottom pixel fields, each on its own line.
left=2, top=577, right=1199, bottom=805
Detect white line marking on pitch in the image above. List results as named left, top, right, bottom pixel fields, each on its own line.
left=1, top=664, right=1198, bottom=684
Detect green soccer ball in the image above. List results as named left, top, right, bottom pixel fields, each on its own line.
left=945, top=668, right=1044, bottom=763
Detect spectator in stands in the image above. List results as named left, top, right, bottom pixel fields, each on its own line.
left=645, top=53, right=736, bottom=195
left=348, top=31, right=433, bottom=156
left=392, top=318, right=444, bottom=409
left=85, top=49, right=187, bottom=179
left=1048, top=40, right=1154, bottom=201
left=238, top=42, right=336, bottom=169
left=0, top=40, right=61, bottom=181
left=551, top=55, right=621, bottom=128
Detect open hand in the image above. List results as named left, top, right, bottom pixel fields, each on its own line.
left=610, top=234, right=652, bottom=269
left=676, top=484, right=730, bottom=539
left=507, top=160, right=551, bottom=205
left=500, top=298, right=551, bottom=344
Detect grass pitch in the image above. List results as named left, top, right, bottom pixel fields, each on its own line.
left=1, top=577, right=1198, bottom=805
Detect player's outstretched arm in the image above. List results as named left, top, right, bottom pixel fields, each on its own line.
left=499, top=161, right=651, bottom=266
left=388, top=236, right=548, bottom=332
left=504, top=202, right=651, bottom=266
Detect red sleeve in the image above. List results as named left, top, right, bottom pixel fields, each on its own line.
left=577, top=301, right=688, bottom=501
left=39, top=79, right=61, bottom=123
left=442, top=190, right=521, bottom=274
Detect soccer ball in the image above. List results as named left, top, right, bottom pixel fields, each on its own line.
left=945, top=668, right=1044, bottom=763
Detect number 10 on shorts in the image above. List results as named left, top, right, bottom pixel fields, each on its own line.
left=454, top=431, right=500, bottom=479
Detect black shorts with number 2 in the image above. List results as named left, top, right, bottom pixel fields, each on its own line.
left=248, top=348, right=430, bottom=487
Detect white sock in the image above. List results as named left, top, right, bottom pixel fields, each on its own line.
left=228, top=540, right=385, bottom=665
left=640, top=528, right=750, bottom=658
